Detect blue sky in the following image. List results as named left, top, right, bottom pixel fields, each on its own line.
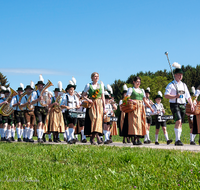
left=0, top=0, right=200, bottom=93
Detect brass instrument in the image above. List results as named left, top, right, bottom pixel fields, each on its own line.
left=0, top=88, right=17, bottom=116
left=18, top=91, right=28, bottom=111
left=27, top=85, right=37, bottom=111
left=39, top=80, right=53, bottom=107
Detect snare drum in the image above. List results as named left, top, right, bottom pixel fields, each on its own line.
left=68, top=111, right=85, bottom=118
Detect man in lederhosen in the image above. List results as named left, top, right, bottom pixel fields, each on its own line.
left=165, top=63, right=194, bottom=146
left=31, top=75, right=48, bottom=143
left=20, top=83, right=36, bottom=142
left=10, top=85, right=26, bottom=142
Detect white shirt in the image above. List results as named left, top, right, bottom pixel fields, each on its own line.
left=10, top=95, right=21, bottom=111
left=61, top=93, right=80, bottom=112
left=31, top=90, right=48, bottom=107
left=20, top=94, right=34, bottom=111
left=126, top=87, right=146, bottom=98
left=77, top=100, right=86, bottom=113
left=195, top=89, right=200, bottom=97
left=152, top=103, right=164, bottom=116
left=145, top=98, right=151, bottom=115
left=84, top=82, right=105, bottom=94
left=119, top=100, right=123, bottom=106
left=105, top=103, right=113, bottom=116
left=165, top=80, right=190, bottom=104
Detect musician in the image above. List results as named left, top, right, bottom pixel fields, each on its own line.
left=192, top=88, right=200, bottom=145
left=164, top=63, right=194, bottom=146
left=103, top=91, right=113, bottom=144
left=82, top=72, right=105, bottom=145
left=151, top=91, right=172, bottom=145
left=31, top=75, right=48, bottom=143
left=10, top=84, right=26, bottom=142
left=0, top=89, right=4, bottom=140
left=76, top=92, right=87, bottom=143
left=118, top=84, right=131, bottom=144
left=20, top=83, right=35, bottom=143
left=144, top=87, right=152, bottom=144
left=48, top=85, right=65, bottom=143
left=126, top=76, right=154, bottom=145
left=61, top=77, right=80, bottom=144
left=186, top=87, right=196, bottom=145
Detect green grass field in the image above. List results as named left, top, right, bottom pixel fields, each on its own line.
left=0, top=123, right=200, bottom=190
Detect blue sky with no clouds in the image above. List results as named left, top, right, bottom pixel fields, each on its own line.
left=0, top=0, right=200, bottom=92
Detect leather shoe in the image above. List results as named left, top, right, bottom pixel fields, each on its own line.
left=190, top=141, right=196, bottom=145
left=11, top=137, right=15, bottom=141
left=175, top=140, right=183, bottom=146
left=104, top=140, right=110, bottom=144
left=155, top=141, right=159, bottom=145
left=167, top=140, right=173, bottom=145
left=18, top=138, right=22, bottom=142
left=81, top=139, right=87, bottom=143
left=144, top=141, right=148, bottom=144
left=49, top=139, right=52, bottom=142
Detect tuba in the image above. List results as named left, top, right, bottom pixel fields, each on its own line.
left=54, top=89, right=65, bottom=113
left=27, top=85, right=38, bottom=111
left=0, top=88, right=17, bottom=116
left=18, top=91, right=28, bottom=111
left=39, top=80, right=53, bottom=107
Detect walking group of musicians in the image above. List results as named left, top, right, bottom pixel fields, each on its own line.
left=0, top=65, right=199, bottom=146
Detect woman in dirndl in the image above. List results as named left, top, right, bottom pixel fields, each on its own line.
left=118, top=84, right=131, bottom=143
left=48, top=86, right=65, bottom=142
left=126, top=76, right=154, bottom=145
left=82, top=72, right=105, bottom=145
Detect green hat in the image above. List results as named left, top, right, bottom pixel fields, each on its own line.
left=174, top=68, right=183, bottom=74
left=154, top=91, right=163, bottom=100
left=54, top=88, right=60, bottom=92
left=24, top=85, right=33, bottom=90
left=145, top=87, right=151, bottom=94
left=36, top=75, right=45, bottom=85
left=17, top=87, right=24, bottom=92
left=66, top=84, right=76, bottom=91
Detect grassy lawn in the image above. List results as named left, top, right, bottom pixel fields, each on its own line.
left=0, top=123, right=199, bottom=189
left=0, top=142, right=200, bottom=189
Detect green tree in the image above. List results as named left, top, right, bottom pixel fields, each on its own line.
left=0, top=72, right=9, bottom=88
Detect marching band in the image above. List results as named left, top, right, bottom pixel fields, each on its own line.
left=0, top=65, right=198, bottom=146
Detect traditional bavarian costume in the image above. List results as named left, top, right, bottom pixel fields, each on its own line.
left=61, top=81, right=79, bottom=144
left=10, top=86, right=25, bottom=142
left=84, top=82, right=104, bottom=137
left=165, top=69, right=191, bottom=146
left=125, top=87, right=146, bottom=144
left=49, top=90, right=65, bottom=134
left=21, top=85, right=36, bottom=142
left=1, top=88, right=14, bottom=141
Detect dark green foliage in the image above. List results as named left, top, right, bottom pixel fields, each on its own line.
left=0, top=72, right=9, bottom=88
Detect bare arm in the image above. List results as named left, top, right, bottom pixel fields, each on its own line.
left=143, top=97, right=154, bottom=112
left=188, top=97, right=194, bottom=112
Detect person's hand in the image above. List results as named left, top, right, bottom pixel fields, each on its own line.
left=150, top=107, right=154, bottom=113
left=4, top=101, right=8, bottom=104
left=88, top=99, right=93, bottom=104
left=191, top=104, right=195, bottom=112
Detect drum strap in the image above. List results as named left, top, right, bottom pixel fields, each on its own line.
left=25, top=95, right=28, bottom=110
left=36, top=91, right=39, bottom=106
left=66, top=94, right=77, bottom=107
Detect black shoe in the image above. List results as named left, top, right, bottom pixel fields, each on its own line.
left=57, top=138, right=61, bottom=142
left=6, top=138, right=12, bottom=143
left=148, top=140, right=151, bottom=144
left=29, top=138, right=34, bottom=143
left=167, top=140, right=173, bottom=145
left=2, top=137, right=6, bottom=141
left=38, top=138, right=43, bottom=143
left=132, top=141, right=137, bottom=145
left=199, top=139, right=200, bottom=145
left=144, top=141, right=148, bottom=144
left=75, top=138, right=79, bottom=142
left=175, top=140, right=183, bottom=146
left=136, top=140, right=142, bottom=145
left=1, top=137, right=4, bottom=141
left=97, top=140, right=103, bottom=145
left=123, top=139, right=127, bottom=144
left=18, top=138, right=22, bottom=142
left=43, top=137, right=46, bottom=142
left=64, top=138, right=66, bottom=142
left=104, top=140, right=110, bottom=144
left=23, top=138, right=26, bottom=142
left=190, top=141, right=196, bottom=145
left=11, top=137, right=15, bottom=141
left=26, top=138, right=29, bottom=142
left=49, top=139, right=52, bottom=142
left=155, top=141, right=159, bottom=145
left=127, top=138, right=131, bottom=143
left=81, top=139, right=87, bottom=143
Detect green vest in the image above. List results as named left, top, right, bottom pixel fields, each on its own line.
left=51, top=96, right=61, bottom=104
left=130, top=88, right=144, bottom=100
left=88, top=83, right=102, bottom=98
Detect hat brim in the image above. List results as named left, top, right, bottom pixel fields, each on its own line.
left=154, top=95, right=163, bottom=100
left=36, top=81, right=45, bottom=86
left=66, top=84, right=76, bottom=91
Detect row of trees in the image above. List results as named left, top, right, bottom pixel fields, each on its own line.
left=111, top=65, right=200, bottom=117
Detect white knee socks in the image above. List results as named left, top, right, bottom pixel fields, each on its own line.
left=164, top=133, right=169, bottom=141
left=155, top=134, right=158, bottom=142
left=81, top=130, right=86, bottom=140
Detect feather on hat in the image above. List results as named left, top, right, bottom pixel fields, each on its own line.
left=123, top=84, right=128, bottom=92
left=107, top=84, right=113, bottom=94
left=155, top=91, right=163, bottom=99
left=172, top=62, right=181, bottom=69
